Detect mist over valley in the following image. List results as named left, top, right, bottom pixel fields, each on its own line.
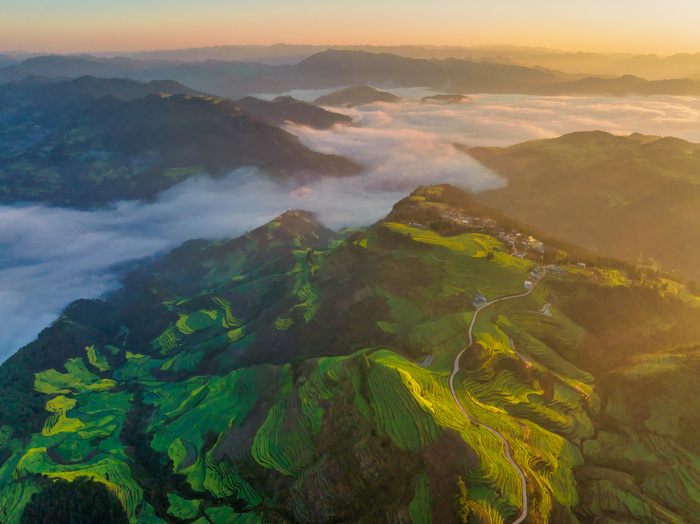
left=3, top=91, right=700, bottom=360
left=2, top=26, right=700, bottom=522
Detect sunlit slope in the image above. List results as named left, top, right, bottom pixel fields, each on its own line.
left=578, top=350, right=700, bottom=522
left=463, top=131, right=700, bottom=280
left=1, top=185, right=700, bottom=523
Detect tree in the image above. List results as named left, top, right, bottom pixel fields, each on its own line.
left=20, top=476, right=129, bottom=524
left=454, top=475, right=470, bottom=524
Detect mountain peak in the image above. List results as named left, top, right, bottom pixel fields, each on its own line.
left=314, top=85, right=401, bottom=107
left=267, top=209, right=326, bottom=237
left=235, top=95, right=353, bottom=129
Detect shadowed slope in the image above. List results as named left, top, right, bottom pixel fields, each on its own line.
left=0, top=92, right=361, bottom=205
left=462, top=131, right=700, bottom=280
left=236, top=96, right=353, bottom=129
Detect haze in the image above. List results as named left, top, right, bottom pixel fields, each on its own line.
left=3, top=0, right=700, bottom=55
left=4, top=0, right=700, bottom=519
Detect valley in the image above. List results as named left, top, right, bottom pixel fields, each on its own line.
left=1, top=185, right=699, bottom=523
left=2, top=38, right=700, bottom=524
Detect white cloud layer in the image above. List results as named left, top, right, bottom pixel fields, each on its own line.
left=3, top=92, right=700, bottom=361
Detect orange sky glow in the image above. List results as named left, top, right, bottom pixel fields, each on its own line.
left=2, top=1, right=700, bottom=55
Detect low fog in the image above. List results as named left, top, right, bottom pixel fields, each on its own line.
left=3, top=92, right=700, bottom=361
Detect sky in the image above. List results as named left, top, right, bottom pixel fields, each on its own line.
left=3, top=90, right=700, bottom=362
left=2, top=0, right=700, bottom=55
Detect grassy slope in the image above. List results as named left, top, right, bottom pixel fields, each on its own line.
left=1, top=185, right=700, bottom=523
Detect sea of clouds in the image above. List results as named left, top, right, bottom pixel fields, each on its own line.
left=3, top=91, right=700, bottom=361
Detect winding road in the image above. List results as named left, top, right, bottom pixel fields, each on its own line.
left=448, top=269, right=545, bottom=524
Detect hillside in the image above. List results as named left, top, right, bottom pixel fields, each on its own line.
left=0, top=92, right=360, bottom=205
left=421, top=94, right=471, bottom=104
left=313, top=85, right=401, bottom=107
left=530, top=74, right=700, bottom=96
left=1, top=185, right=699, bottom=523
left=0, top=75, right=205, bottom=160
left=461, top=131, right=700, bottom=281
left=235, top=96, right=353, bottom=129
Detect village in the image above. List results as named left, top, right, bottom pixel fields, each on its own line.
left=429, top=209, right=588, bottom=308
left=398, top=197, right=675, bottom=312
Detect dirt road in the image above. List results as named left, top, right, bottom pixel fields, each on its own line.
left=448, top=269, right=544, bottom=524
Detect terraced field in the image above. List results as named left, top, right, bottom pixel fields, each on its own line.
left=1, top=185, right=700, bottom=523
left=449, top=269, right=546, bottom=523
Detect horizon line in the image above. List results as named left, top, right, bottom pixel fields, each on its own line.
left=3, top=42, right=699, bottom=60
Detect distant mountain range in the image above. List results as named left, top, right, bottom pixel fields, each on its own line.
left=288, top=50, right=560, bottom=95
left=461, top=131, right=700, bottom=280
left=478, top=48, right=700, bottom=81
left=0, top=54, right=182, bottom=83
left=1, top=184, right=699, bottom=522
left=0, top=54, right=16, bottom=69
left=0, top=54, right=278, bottom=99
left=66, top=44, right=700, bottom=80
left=0, top=76, right=359, bottom=206
left=531, top=73, right=700, bottom=96
left=5, top=50, right=700, bottom=99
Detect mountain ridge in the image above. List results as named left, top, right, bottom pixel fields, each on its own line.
left=235, top=95, right=353, bottom=129
left=81, top=44, right=700, bottom=80
left=8, top=50, right=700, bottom=99
left=0, top=83, right=361, bottom=206
left=313, top=85, right=401, bottom=107
left=1, top=184, right=699, bottom=523
left=461, top=130, right=700, bottom=280
left=0, top=75, right=206, bottom=160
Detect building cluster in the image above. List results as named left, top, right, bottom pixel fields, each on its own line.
left=442, top=209, right=500, bottom=231
left=499, top=233, right=545, bottom=258
left=400, top=206, right=599, bottom=309
left=530, top=266, right=545, bottom=280
left=439, top=210, right=547, bottom=260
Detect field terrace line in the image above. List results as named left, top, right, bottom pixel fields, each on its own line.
left=448, top=268, right=545, bottom=524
